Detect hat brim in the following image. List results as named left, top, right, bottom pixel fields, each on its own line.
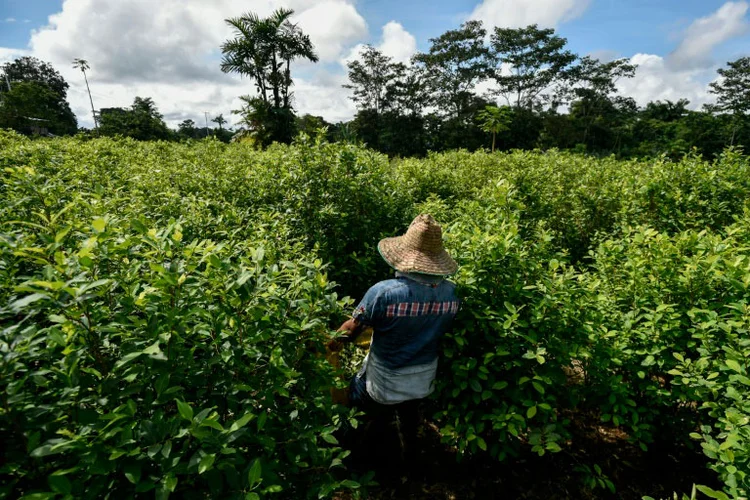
left=378, top=236, right=458, bottom=276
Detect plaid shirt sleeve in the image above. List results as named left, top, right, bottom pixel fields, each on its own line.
left=352, top=285, right=385, bottom=327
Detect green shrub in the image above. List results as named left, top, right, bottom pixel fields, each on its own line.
left=3, top=133, right=750, bottom=498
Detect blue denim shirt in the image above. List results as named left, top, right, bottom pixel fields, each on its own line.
left=352, top=274, right=459, bottom=403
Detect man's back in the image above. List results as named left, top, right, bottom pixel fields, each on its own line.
left=354, top=274, right=458, bottom=404
left=358, top=276, right=458, bottom=369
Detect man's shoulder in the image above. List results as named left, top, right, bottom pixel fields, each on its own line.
left=367, top=278, right=407, bottom=296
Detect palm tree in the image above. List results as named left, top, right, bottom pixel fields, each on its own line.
left=221, top=8, right=318, bottom=109
left=72, top=58, right=98, bottom=130
left=477, top=105, right=512, bottom=152
left=211, top=114, right=227, bottom=131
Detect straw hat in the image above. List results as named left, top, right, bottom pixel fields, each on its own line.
left=378, top=214, right=458, bottom=276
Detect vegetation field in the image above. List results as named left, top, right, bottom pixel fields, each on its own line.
left=2, top=130, right=750, bottom=499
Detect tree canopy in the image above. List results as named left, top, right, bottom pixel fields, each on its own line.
left=220, top=8, right=318, bottom=145
left=0, top=57, right=77, bottom=135
left=98, top=96, right=171, bottom=141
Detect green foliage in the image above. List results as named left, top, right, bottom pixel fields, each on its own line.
left=2, top=131, right=750, bottom=498
left=413, top=20, right=491, bottom=120
left=489, top=24, right=577, bottom=110
left=98, top=97, right=171, bottom=141
left=220, top=8, right=317, bottom=146
left=476, top=105, right=512, bottom=151
left=1, top=57, right=70, bottom=100
left=0, top=57, right=78, bottom=136
left=0, top=81, right=78, bottom=136
left=232, top=96, right=296, bottom=147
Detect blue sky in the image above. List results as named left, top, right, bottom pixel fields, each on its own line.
left=3, top=1, right=746, bottom=60
left=1, top=0, right=748, bottom=127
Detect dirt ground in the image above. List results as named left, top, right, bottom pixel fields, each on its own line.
left=335, top=406, right=718, bottom=500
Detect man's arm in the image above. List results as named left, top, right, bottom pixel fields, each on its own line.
left=327, top=317, right=364, bottom=352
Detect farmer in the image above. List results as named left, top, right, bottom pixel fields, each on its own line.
left=328, top=214, right=459, bottom=456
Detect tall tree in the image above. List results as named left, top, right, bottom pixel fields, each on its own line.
left=98, top=96, right=170, bottom=141
left=221, top=8, right=317, bottom=107
left=343, top=45, right=397, bottom=113
left=490, top=25, right=577, bottom=110
left=221, top=8, right=318, bottom=144
left=476, top=105, right=512, bottom=152
left=72, top=58, right=98, bottom=130
left=1, top=57, right=70, bottom=98
left=565, top=56, right=636, bottom=144
left=178, top=119, right=197, bottom=139
left=708, top=57, right=750, bottom=145
left=388, top=63, right=431, bottom=116
left=413, top=20, right=491, bottom=119
left=212, top=114, right=227, bottom=131
left=0, top=57, right=77, bottom=135
left=0, top=82, right=77, bottom=135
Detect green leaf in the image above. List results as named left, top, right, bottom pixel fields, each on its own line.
left=725, top=359, right=743, bottom=373
left=114, top=351, right=143, bottom=370
left=470, top=380, right=482, bottom=392
left=527, top=406, right=537, bottom=419
left=10, top=293, right=47, bottom=312
left=229, top=413, right=255, bottom=432
left=695, top=485, right=730, bottom=500
left=143, top=341, right=162, bottom=356
left=48, top=475, right=72, bottom=494
left=92, top=217, right=106, bottom=232
left=247, top=459, right=262, bottom=488
left=341, top=480, right=360, bottom=489
left=55, top=225, right=72, bottom=243
left=198, top=454, right=215, bottom=474
left=176, top=400, right=193, bottom=421
left=321, top=433, right=339, bottom=445
left=124, top=463, right=141, bottom=484
left=476, top=437, right=487, bottom=451
left=164, top=474, right=178, bottom=492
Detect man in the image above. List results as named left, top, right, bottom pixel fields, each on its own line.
left=328, top=214, right=459, bottom=450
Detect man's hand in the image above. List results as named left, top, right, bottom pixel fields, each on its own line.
left=326, top=317, right=363, bottom=352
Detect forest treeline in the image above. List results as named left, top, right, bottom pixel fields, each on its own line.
left=1, top=12, right=748, bottom=159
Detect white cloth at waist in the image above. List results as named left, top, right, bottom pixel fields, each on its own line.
left=359, top=351, right=438, bottom=405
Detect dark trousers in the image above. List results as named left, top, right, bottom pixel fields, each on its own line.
left=348, top=375, right=421, bottom=463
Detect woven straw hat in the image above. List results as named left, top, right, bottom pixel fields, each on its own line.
left=378, top=214, right=458, bottom=276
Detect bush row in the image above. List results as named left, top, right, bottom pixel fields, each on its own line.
left=2, top=130, right=750, bottom=497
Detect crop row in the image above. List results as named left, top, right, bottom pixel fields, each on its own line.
left=1, top=130, right=749, bottom=498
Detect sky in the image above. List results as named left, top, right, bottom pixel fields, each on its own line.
left=0, top=0, right=748, bottom=129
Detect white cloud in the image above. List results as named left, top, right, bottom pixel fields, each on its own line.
left=295, top=1, right=368, bottom=63
left=469, top=0, right=590, bottom=28
left=2, top=0, right=370, bottom=128
left=294, top=71, right=357, bottom=122
left=342, top=21, right=418, bottom=65
left=379, top=21, right=417, bottom=63
left=668, top=1, right=750, bottom=70
left=4, top=17, right=17, bottom=23
left=0, top=48, right=31, bottom=65
left=617, top=2, right=750, bottom=111
left=618, top=53, right=715, bottom=109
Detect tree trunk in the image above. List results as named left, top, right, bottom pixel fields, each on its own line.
left=271, top=52, right=281, bottom=108
left=283, top=59, right=291, bottom=108
left=82, top=70, right=98, bottom=130
left=492, top=132, right=496, bottom=152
